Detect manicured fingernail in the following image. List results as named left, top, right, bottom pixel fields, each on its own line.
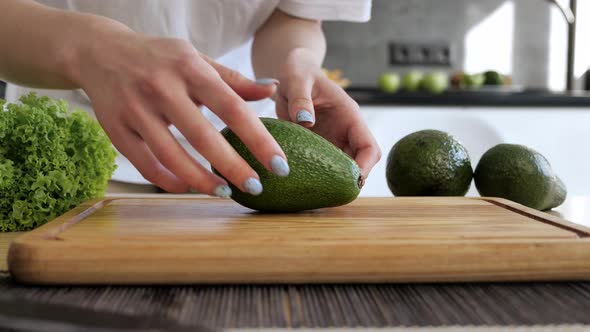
left=213, top=184, right=232, bottom=198
left=255, top=78, right=279, bottom=85
left=296, top=110, right=314, bottom=123
left=270, top=155, right=290, bottom=177
left=244, top=177, right=263, bottom=196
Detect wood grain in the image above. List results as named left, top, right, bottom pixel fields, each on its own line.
left=7, top=197, right=590, bottom=284
left=0, top=232, right=21, bottom=271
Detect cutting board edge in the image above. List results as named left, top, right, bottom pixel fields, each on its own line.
left=481, top=197, right=590, bottom=236
left=8, top=238, right=590, bottom=284
left=12, top=198, right=112, bottom=243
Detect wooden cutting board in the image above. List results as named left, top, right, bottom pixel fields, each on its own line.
left=7, top=197, right=590, bottom=284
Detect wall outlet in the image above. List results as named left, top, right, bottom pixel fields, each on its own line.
left=389, top=41, right=452, bottom=66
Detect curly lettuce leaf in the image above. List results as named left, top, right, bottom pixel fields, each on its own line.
left=0, top=93, right=117, bottom=231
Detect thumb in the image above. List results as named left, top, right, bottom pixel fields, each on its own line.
left=286, top=77, right=315, bottom=128
left=202, top=56, right=278, bottom=101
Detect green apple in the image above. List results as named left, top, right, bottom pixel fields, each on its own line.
left=421, top=71, right=449, bottom=94
left=378, top=72, right=401, bottom=93
left=463, top=73, right=485, bottom=89
left=402, top=71, right=424, bottom=92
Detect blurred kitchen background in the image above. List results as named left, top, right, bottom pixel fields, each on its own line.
left=318, top=0, right=590, bottom=207
left=0, top=0, right=588, bottom=97
left=322, top=0, right=589, bottom=92
left=1, top=0, right=588, bottom=210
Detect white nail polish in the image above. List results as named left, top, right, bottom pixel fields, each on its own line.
left=296, top=110, right=314, bottom=123
left=270, top=155, right=290, bottom=177
left=243, top=177, right=263, bottom=196
left=213, top=184, right=232, bottom=198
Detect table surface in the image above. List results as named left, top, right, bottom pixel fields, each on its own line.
left=1, top=195, right=590, bottom=329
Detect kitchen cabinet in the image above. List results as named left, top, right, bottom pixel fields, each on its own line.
left=359, top=106, right=590, bottom=197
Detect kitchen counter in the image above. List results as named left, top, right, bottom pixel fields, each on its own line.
left=347, top=87, right=590, bottom=107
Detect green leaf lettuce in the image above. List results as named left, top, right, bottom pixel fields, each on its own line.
left=0, top=93, right=117, bottom=231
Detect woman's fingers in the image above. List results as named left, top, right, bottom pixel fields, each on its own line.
left=154, top=91, right=269, bottom=195
left=130, top=101, right=234, bottom=197
left=103, top=122, right=190, bottom=194
left=283, top=74, right=315, bottom=127
left=274, top=95, right=290, bottom=120
left=202, top=55, right=278, bottom=101
left=91, top=95, right=191, bottom=194
left=185, top=59, right=290, bottom=180
left=331, top=86, right=381, bottom=178
left=81, top=35, right=292, bottom=195
left=349, top=123, right=382, bottom=179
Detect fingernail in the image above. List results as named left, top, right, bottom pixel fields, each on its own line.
left=255, top=78, right=279, bottom=85
left=213, top=184, right=232, bottom=198
left=296, top=110, right=314, bottom=123
left=270, top=155, right=290, bottom=177
left=244, top=177, right=263, bottom=196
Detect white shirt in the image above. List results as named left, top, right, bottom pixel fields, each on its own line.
left=6, top=0, right=371, bottom=185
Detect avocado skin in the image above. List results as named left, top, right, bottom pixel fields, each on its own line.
left=474, top=144, right=564, bottom=211
left=545, top=176, right=567, bottom=211
left=214, top=118, right=362, bottom=212
left=386, top=130, right=473, bottom=196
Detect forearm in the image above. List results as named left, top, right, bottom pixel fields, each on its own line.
left=252, top=9, right=326, bottom=79
left=0, top=0, right=129, bottom=89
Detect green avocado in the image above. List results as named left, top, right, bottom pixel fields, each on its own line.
left=483, top=70, right=504, bottom=85
left=386, top=130, right=473, bottom=196
left=474, top=144, right=567, bottom=211
left=546, top=176, right=567, bottom=210
left=214, top=118, right=363, bottom=212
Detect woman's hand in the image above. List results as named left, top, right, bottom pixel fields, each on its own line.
left=274, top=48, right=381, bottom=179
left=71, top=22, right=291, bottom=196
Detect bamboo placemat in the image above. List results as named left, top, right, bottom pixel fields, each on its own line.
left=2, top=273, right=590, bottom=329
left=230, top=328, right=590, bottom=331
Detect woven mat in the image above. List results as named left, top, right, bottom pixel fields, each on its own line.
left=231, top=328, right=590, bottom=331
left=2, top=274, right=590, bottom=329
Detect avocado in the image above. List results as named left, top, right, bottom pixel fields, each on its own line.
left=483, top=70, right=504, bottom=85
left=386, top=130, right=473, bottom=196
left=546, top=176, right=567, bottom=210
left=214, top=118, right=362, bottom=212
left=474, top=144, right=566, bottom=211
